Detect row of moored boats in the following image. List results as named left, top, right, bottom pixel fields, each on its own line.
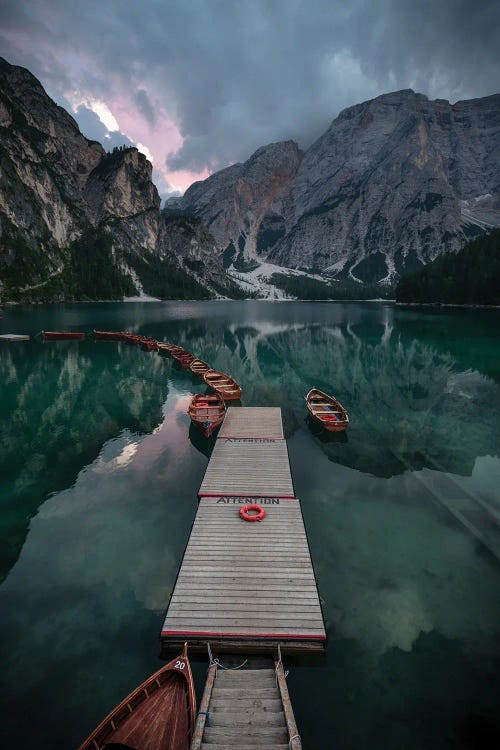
left=40, top=330, right=350, bottom=433
left=94, top=330, right=242, bottom=437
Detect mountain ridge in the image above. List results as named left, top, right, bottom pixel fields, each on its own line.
left=0, top=57, right=237, bottom=302
left=177, top=87, right=500, bottom=283
left=1, top=56, right=499, bottom=301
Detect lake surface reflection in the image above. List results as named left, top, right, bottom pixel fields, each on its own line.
left=0, top=301, right=499, bottom=749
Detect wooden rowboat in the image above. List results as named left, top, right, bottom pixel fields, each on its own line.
left=94, top=330, right=126, bottom=340
left=305, top=388, right=349, bottom=432
left=189, top=358, right=211, bottom=377
left=141, top=338, right=158, bottom=352
left=77, top=644, right=196, bottom=750
left=42, top=331, right=85, bottom=340
left=172, top=351, right=195, bottom=367
left=123, top=334, right=158, bottom=351
left=157, top=342, right=178, bottom=355
left=122, top=333, right=142, bottom=345
left=188, top=393, right=226, bottom=437
left=203, top=369, right=242, bottom=401
left=158, top=344, right=186, bottom=357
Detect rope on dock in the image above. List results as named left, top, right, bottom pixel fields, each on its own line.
left=207, top=642, right=247, bottom=671
left=275, top=644, right=289, bottom=686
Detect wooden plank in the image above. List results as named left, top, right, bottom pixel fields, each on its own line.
left=167, top=605, right=323, bottom=615
left=163, top=639, right=325, bottom=655
left=218, top=407, right=284, bottom=439
left=168, top=599, right=323, bottom=609
left=165, top=617, right=324, bottom=626
left=162, top=627, right=326, bottom=636
left=169, top=592, right=319, bottom=609
left=171, top=604, right=320, bottom=613
left=170, top=587, right=319, bottom=596
left=275, top=658, right=302, bottom=750
left=190, top=663, right=217, bottom=750
left=179, top=562, right=314, bottom=569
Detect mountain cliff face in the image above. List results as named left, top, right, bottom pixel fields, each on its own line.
left=0, top=58, right=233, bottom=301
left=177, top=89, right=500, bottom=282
left=178, top=141, right=302, bottom=264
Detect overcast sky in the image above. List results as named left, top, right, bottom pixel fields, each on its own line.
left=1, top=0, right=499, bottom=197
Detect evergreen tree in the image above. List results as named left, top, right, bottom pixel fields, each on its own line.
left=395, top=229, right=500, bottom=305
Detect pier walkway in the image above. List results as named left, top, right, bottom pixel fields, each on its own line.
left=190, top=656, right=302, bottom=750
left=161, top=407, right=326, bottom=653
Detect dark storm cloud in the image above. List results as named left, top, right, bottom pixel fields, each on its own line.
left=133, top=89, right=156, bottom=127
left=1, top=0, right=499, bottom=176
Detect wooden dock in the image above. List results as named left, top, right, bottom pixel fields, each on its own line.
left=161, top=407, right=326, bottom=653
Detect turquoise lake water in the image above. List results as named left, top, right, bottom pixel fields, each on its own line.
left=0, top=301, right=499, bottom=749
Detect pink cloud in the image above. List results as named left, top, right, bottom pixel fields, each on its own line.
left=104, top=90, right=208, bottom=194
left=1, top=31, right=208, bottom=195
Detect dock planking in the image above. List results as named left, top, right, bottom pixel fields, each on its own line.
left=161, top=407, right=326, bottom=653
left=161, top=497, right=326, bottom=649
left=218, top=406, right=284, bottom=439
left=198, top=440, right=295, bottom=498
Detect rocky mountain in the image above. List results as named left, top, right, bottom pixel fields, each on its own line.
left=177, top=141, right=302, bottom=264
left=0, top=58, right=235, bottom=302
left=178, top=89, right=500, bottom=283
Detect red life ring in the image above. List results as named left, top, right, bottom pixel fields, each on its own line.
left=239, top=504, right=266, bottom=522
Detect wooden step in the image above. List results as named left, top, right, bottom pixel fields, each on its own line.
left=203, top=726, right=288, bottom=744
left=211, top=687, right=280, bottom=699
left=216, top=669, right=275, bottom=681
left=214, top=677, right=277, bottom=689
left=209, top=710, right=285, bottom=727
left=210, top=698, right=283, bottom=712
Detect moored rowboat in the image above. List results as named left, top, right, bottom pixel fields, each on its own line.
left=140, top=337, right=158, bottom=352
left=94, top=330, right=126, bottom=340
left=42, top=331, right=85, bottom=340
left=172, top=350, right=195, bottom=367
left=158, top=344, right=186, bottom=357
left=305, top=388, right=349, bottom=432
left=77, top=644, right=196, bottom=750
left=203, top=369, right=242, bottom=401
left=122, top=334, right=158, bottom=351
left=189, top=358, right=211, bottom=377
left=122, top=333, right=142, bottom=345
left=157, top=342, right=178, bottom=355
left=188, top=393, right=226, bottom=437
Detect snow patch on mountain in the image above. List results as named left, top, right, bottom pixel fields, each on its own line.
left=227, top=261, right=329, bottom=299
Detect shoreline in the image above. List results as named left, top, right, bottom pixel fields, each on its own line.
left=2, top=298, right=499, bottom=309
left=395, top=301, right=500, bottom=310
